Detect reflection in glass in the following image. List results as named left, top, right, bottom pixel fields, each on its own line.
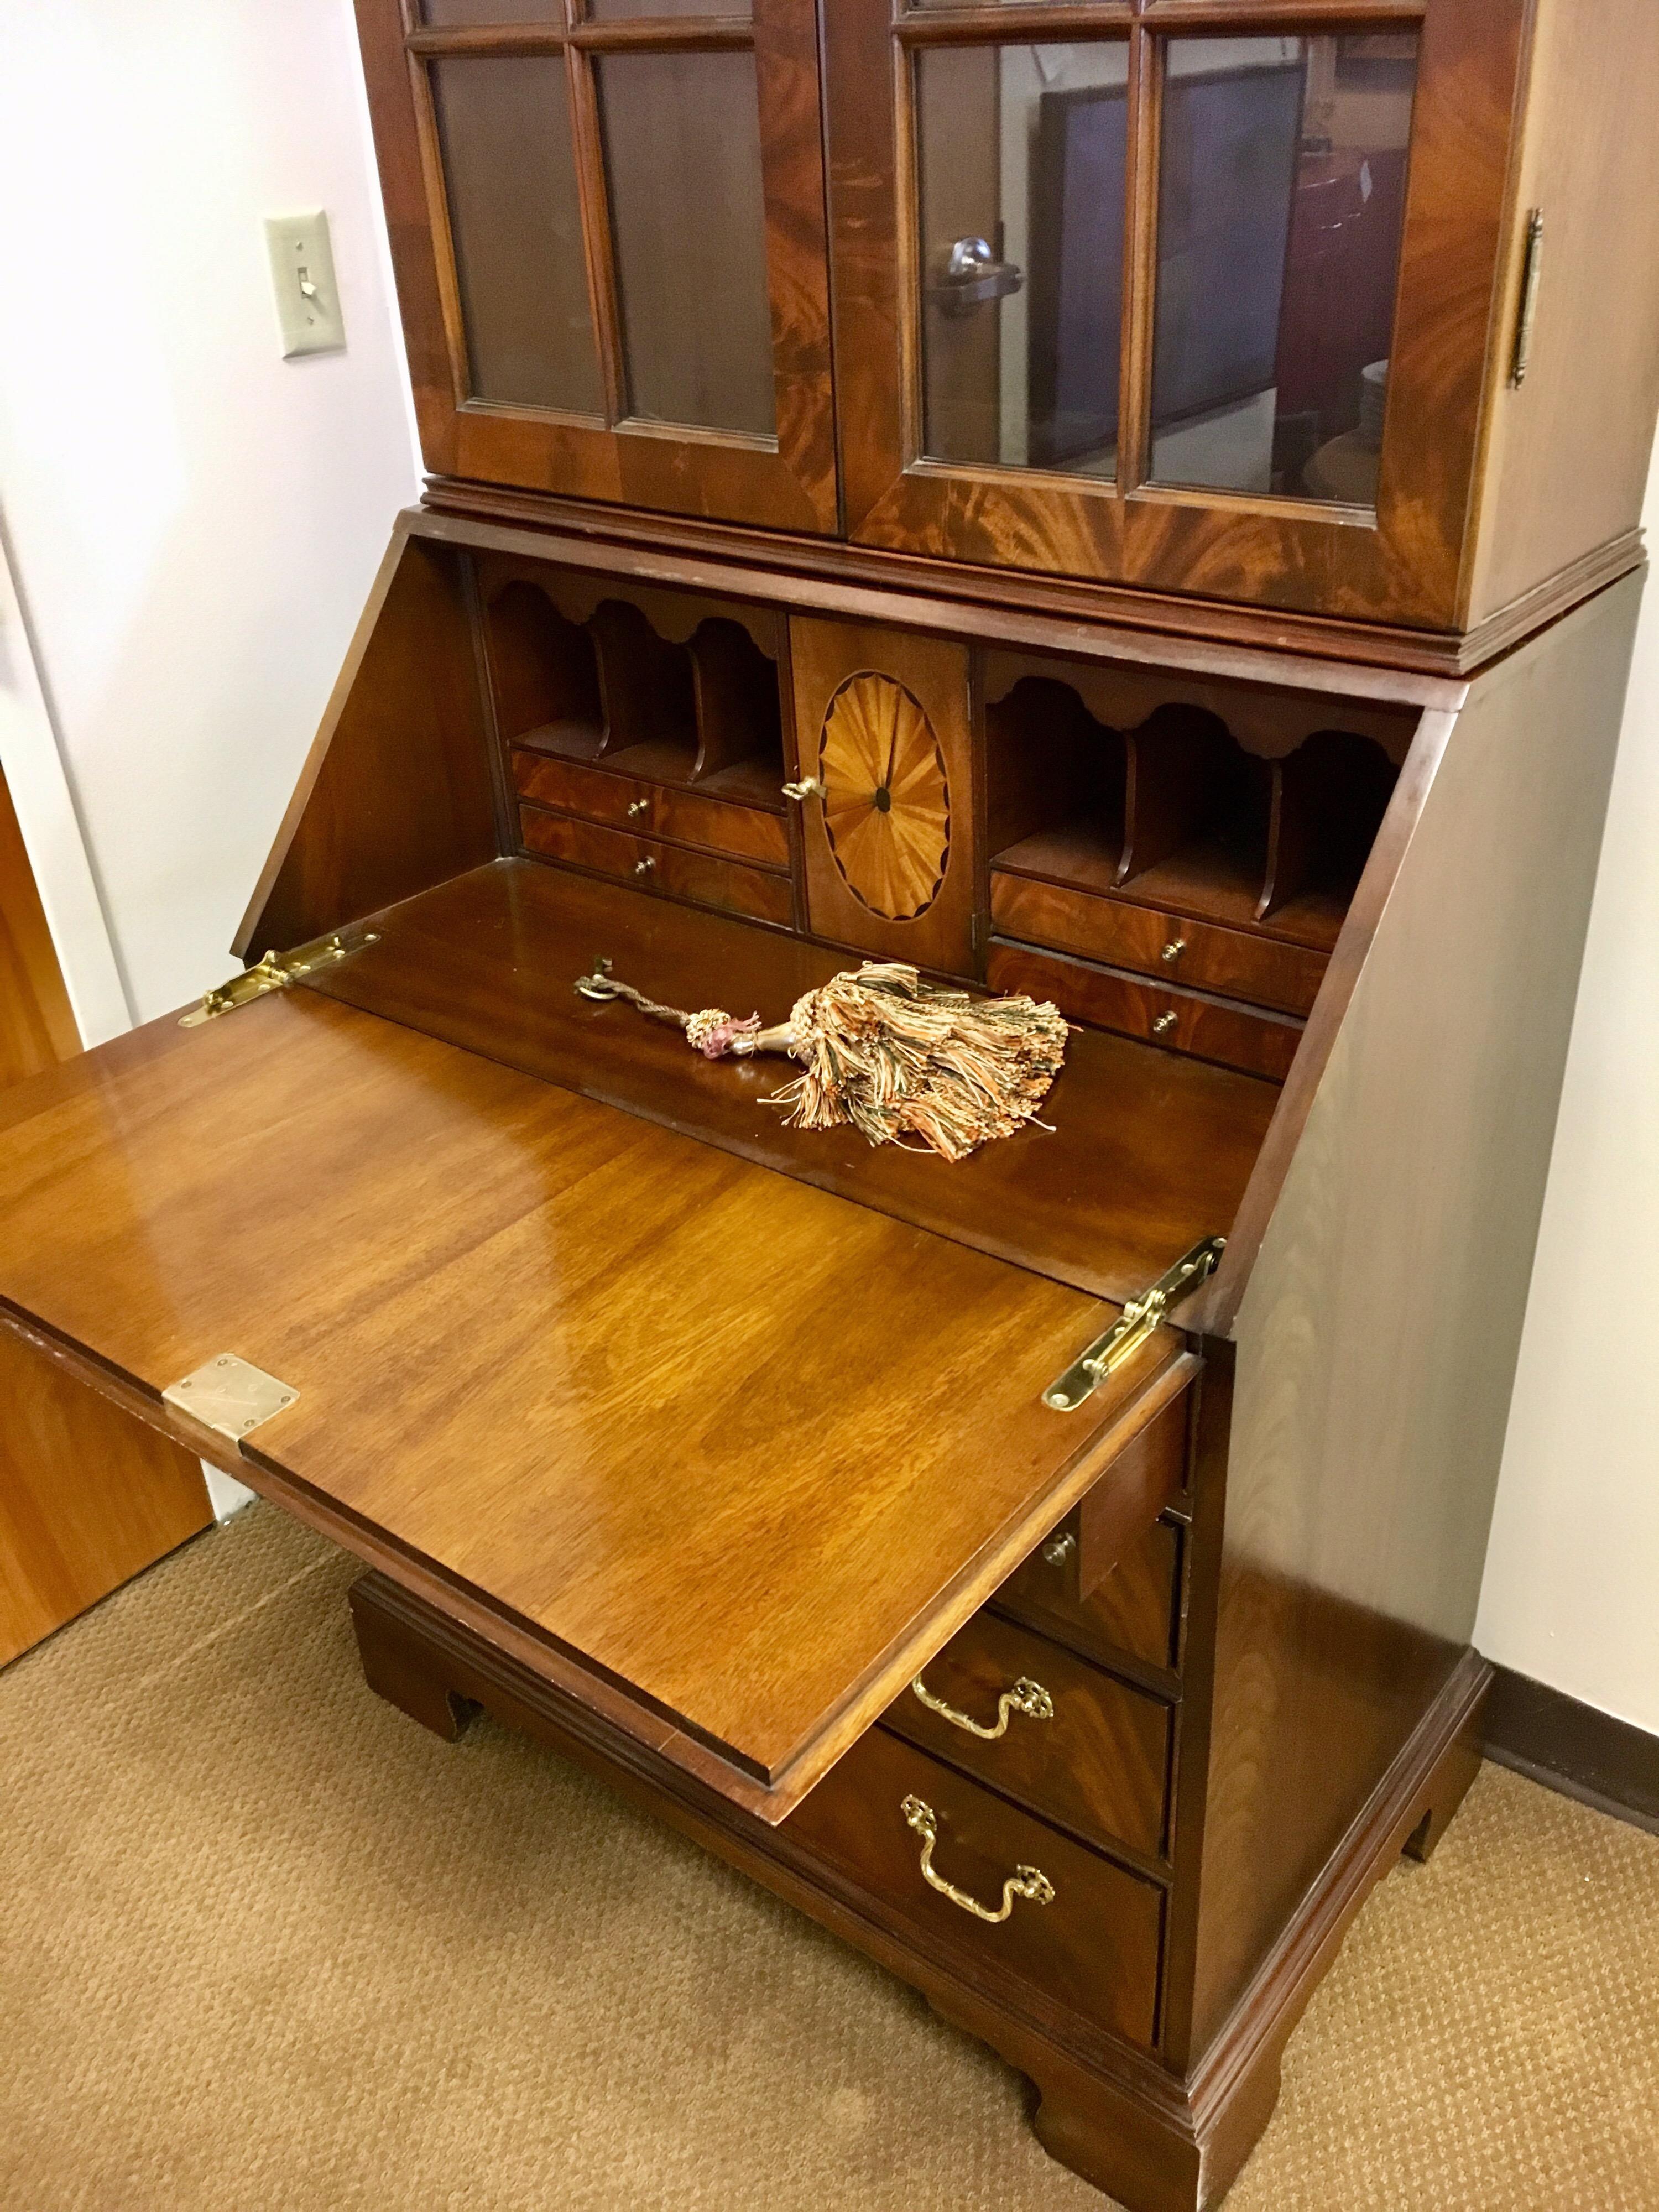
left=1150, top=34, right=1418, bottom=504
left=916, top=43, right=1129, bottom=472
left=597, top=50, right=776, bottom=436
left=430, top=58, right=603, bottom=414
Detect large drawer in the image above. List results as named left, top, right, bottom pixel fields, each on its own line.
left=991, top=869, right=1328, bottom=1017
left=997, top=1516, right=1185, bottom=1681
left=989, top=941, right=1302, bottom=1083
left=513, top=749, right=790, bottom=869
left=520, top=804, right=794, bottom=928
left=883, top=1609, right=1171, bottom=1861
left=786, top=1729, right=1163, bottom=2049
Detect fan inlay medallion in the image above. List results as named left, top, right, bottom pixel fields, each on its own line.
left=817, top=672, right=951, bottom=921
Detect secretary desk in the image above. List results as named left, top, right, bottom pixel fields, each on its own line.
left=4, top=4, right=1659, bottom=2204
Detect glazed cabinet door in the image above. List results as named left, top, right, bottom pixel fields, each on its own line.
left=355, top=0, right=837, bottom=533
left=824, top=0, right=1528, bottom=629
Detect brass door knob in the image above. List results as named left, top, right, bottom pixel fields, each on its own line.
left=1153, top=1010, right=1179, bottom=1036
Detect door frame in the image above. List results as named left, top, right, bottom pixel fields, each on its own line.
left=0, top=520, right=131, bottom=1051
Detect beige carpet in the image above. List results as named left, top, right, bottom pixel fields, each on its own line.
left=2, top=1504, right=1656, bottom=2212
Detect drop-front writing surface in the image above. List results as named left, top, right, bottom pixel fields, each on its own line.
left=0, top=983, right=1185, bottom=1818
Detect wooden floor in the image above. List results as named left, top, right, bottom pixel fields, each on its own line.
left=2, top=1501, right=1654, bottom=2212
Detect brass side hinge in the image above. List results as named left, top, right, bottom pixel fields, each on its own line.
left=1509, top=208, right=1545, bottom=389
left=179, top=926, right=378, bottom=1027
left=1042, top=1235, right=1225, bottom=1412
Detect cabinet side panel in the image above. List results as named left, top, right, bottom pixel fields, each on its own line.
left=1189, top=573, right=1642, bottom=2054
left=1465, top=0, right=1659, bottom=628
left=236, top=532, right=497, bottom=960
left=1, top=1326, right=212, bottom=1667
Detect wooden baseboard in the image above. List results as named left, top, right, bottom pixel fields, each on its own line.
left=1481, top=1662, right=1659, bottom=1837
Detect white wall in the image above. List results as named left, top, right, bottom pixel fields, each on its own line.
left=1475, top=451, right=1659, bottom=1737
left=0, top=5, right=1655, bottom=1736
left=0, top=0, right=419, bottom=1024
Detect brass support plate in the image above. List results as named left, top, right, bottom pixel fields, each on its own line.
left=163, top=1354, right=299, bottom=1444
left=1042, top=1236, right=1225, bottom=1412
left=179, top=927, right=378, bottom=1027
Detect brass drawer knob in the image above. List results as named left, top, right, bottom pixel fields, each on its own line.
left=1152, top=1010, right=1178, bottom=1036
left=634, top=857, right=655, bottom=877
left=1160, top=937, right=1187, bottom=965
left=900, top=1796, right=1055, bottom=1923
left=1042, top=1530, right=1075, bottom=1568
left=627, top=798, right=650, bottom=818
left=910, top=1672, right=1054, bottom=1740
left=781, top=776, right=827, bottom=802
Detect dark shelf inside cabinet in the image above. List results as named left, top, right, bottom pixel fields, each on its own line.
left=487, top=580, right=606, bottom=760
left=487, top=577, right=786, bottom=813
left=988, top=676, right=1126, bottom=879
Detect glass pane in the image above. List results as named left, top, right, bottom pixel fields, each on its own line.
left=597, top=50, right=775, bottom=436
left=421, top=0, right=561, bottom=22
left=916, top=43, right=1129, bottom=474
left=430, top=58, right=603, bottom=415
left=1150, top=33, right=1418, bottom=504
left=590, top=1, right=750, bottom=16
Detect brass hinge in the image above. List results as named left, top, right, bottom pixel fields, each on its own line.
left=179, top=926, right=378, bottom=1027
left=1042, top=1235, right=1225, bottom=1412
left=1509, top=208, right=1545, bottom=388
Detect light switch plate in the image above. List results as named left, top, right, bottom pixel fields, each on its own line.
left=265, top=209, right=346, bottom=358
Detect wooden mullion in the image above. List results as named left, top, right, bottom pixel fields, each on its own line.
left=405, top=52, right=477, bottom=407
left=564, top=40, right=630, bottom=424
left=1117, top=20, right=1161, bottom=494
left=569, top=17, right=754, bottom=53
left=1140, top=0, right=1426, bottom=25
left=406, top=25, right=568, bottom=57
left=891, top=33, right=925, bottom=469
left=898, top=4, right=1133, bottom=48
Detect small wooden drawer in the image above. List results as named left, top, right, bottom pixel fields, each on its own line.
left=988, top=941, right=1302, bottom=1083
left=513, top=750, right=790, bottom=869
left=991, top=869, right=1327, bottom=1016
left=520, top=805, right=794, bottom=928
left=884, top=1610, right=1171, bottom=1861
left=997, top=1516, right=1185, bottom=1680
left=786, top=1729, right=1163, bottom=2049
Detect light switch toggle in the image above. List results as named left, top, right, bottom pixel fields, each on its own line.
left=265, top=210, right=346, bottom=358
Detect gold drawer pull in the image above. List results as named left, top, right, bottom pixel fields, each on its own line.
left=1160, top=937, right=1187, bottom=965
left=634, top=857, right=655, bottom=877
left=1042, top=1530, right=1074, bottom=1567
left=910, top=1672, right=1053, bottom=1740
left=781, top=776, right=826, bottom=802
left=900, top=1796, right=1055, bottom=1923
left=626, top=797, right=650, bottom=818
left=1152, top=1010, right=1178, bottom=1036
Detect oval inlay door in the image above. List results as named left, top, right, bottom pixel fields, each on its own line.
left=817, top=672, right=951, bottom=921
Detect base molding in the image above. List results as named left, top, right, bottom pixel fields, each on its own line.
left=1481, top=1661, right=1659, bottom=1836
left=348, top=1572, right=1486, bottom=2212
